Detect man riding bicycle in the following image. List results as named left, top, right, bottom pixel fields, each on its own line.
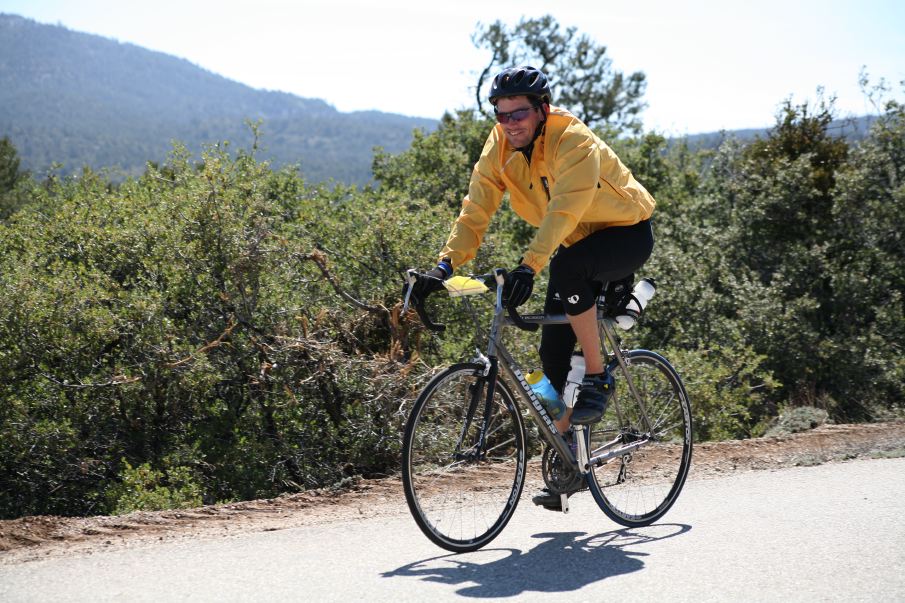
left=408, top=65, right=656, bottom=509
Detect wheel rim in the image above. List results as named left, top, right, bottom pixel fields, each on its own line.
left=404, top=367, right=526, bottom=548
left=587, top=352, right=692, bottom=523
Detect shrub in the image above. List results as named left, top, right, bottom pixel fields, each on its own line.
left=105, top=460, right=203, bottom=514
left=764, top=406, right=831, bottom=437
left=0, top=144, right=435, bottom=517
left=1, top=86, right=903, bottom=518
left=664, top=344, right=780, bottom=441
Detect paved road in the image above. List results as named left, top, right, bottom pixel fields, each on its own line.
left=2, top=457, right=904, bottom=602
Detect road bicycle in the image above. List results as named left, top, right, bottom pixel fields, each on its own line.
left=401, top=269, right=693, bottom=553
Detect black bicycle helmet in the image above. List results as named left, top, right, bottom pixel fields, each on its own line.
left=488, top=65, right=552, bottom=105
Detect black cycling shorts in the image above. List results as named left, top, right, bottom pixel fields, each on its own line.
left=539, top=219, right=653, bottom=392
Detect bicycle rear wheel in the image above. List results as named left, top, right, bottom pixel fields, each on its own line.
left=586, top=350, right=692, bottom=526
left=402, top=363, right=526, bottom=553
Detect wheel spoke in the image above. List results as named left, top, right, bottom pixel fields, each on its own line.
left=402, top=365, right=526, bottom=553
left=586, top=351, right=692, bottom=526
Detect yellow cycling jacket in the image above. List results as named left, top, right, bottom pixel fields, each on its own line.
left=439, top=106, right=656, bottom=274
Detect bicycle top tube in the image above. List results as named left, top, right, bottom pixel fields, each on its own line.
left=502, top=309, right=616, bottom=329
left=466, top=271, right=616, bottom=328
left=505, top=311, right=570, bottom=326
left=405, top=269, right=620, bottom=336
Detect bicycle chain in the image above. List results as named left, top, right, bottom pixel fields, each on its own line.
left=541, top=444, right=584, bottom=494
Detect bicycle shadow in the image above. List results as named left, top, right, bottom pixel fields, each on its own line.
left=382, top=523, right=691, bottom=597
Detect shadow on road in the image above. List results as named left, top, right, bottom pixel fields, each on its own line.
left=382, top=523, right=691, bottom=597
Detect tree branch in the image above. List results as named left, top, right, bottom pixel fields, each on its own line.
left=293, top=249, right=385, bottom=314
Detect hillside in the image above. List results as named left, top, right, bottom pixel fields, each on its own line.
left=0, top=13, right=437, bottom=184
left=680, top=114, right=876, bottom=150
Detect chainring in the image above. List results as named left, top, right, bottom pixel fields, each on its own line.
left=541, top=443, right=584, bottom=495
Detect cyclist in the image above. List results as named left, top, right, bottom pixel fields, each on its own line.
left=408, top=65, right=656, bottom=509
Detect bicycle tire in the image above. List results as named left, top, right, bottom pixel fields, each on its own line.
left=402, top=363, right=527, bottom=553
left=586, top=350, right=692, bottom=526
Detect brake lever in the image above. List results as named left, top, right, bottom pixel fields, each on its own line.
left=415, top=303, right=446, bottom=332
left=402, top=269, right=446, bottom=332
left=402, top=270, right=417, bottom=315
left=492, top=268, right=539, bottom=332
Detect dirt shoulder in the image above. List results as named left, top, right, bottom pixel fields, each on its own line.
left=2, top=420, right=904, bottom=565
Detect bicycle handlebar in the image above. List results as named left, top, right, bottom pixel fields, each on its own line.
left=403, top=270, right=446, bottom=332
left=403, top=268, right=539, bottom=333
left=507, top=306, right=539, bottom=332
left=417, top=305, right=447, bottom=332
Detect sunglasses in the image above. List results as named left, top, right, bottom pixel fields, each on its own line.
left=494, top=105, right=538, bottom=124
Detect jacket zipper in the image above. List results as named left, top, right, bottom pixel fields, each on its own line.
left=540, top=176, right=551, bottom=202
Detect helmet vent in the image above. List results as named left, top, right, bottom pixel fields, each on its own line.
left=488, top=65, right=552, bottom=105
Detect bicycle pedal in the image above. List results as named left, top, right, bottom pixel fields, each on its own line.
left=560, top=493, right=569, bottom=513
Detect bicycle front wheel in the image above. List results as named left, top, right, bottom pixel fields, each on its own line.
left=586, top=350, right=692, bottom=526
left=402, top=363, right=527, bottom=553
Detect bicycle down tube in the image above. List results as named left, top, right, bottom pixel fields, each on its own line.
left=475, top=271, right=573, bottom=466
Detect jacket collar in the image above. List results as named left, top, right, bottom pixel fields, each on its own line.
left=515, top=121, right=546, bottom=165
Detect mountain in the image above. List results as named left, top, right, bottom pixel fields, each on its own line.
left=678, top=116, right=877, bottom=150
left=0, top=14, right=437, bottom=184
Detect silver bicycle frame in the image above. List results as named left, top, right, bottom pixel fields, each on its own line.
left=479, top=273, right=656, bottom=475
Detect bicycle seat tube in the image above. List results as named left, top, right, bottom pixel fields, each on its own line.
left=598, top=318, right=654, bottom=433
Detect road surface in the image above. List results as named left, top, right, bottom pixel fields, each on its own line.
left=2, top=457, right=904, bottom=601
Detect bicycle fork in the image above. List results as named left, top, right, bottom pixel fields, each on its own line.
left=455, top=357, right=499, bottom=462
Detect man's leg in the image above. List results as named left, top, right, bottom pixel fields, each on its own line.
left=534, top=287, right=581, bottom=509
left=539, top=286, right=575, bottom=434
left=549, top=221, right=654, bottom=425
left=566, top=306, right=604, bottom=374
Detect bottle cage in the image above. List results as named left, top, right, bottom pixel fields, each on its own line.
left=598, top=275, right=635, bottom=317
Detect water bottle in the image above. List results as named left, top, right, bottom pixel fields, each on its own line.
left=615, top=278, right=656, bottom=330
left=562, top=352, right=585, bottom=407
left=525, top=370, right=566, bottom=420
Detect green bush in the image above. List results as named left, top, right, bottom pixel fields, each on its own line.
left=105, top=460, right=203, bottom=514
left=764, top=406, right=831, bottom=437
left=664, top=344, right=780, bottom=441
left=0, top=144, right=435, bottom=518
left=1, top=86, right=902, bottom=519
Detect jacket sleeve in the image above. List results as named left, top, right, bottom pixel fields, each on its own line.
left=521, top=125, right=600, bottom=273
left=438, top=130, right=505, bottom=269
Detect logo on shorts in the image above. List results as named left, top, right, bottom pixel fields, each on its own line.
left=568, top=294, right=580, bottom=304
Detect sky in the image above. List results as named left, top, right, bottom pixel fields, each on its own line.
left=3, top=0, right=904, bottom=135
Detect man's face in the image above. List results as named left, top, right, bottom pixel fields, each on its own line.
left=495, top=96, right=546, bottom=149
